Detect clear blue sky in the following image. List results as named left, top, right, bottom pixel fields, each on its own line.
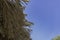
left=25, top=0, right=60, bottom=40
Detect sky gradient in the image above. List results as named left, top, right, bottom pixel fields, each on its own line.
left=25, top=0, right=60, bottom=40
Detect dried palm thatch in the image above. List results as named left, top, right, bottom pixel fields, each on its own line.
left=0, top=0, right=32, bottom=40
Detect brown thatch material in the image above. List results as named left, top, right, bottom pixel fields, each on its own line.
left=0, top=0, right=32, bottom=40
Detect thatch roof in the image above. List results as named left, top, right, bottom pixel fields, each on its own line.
left=0, top=0, right=32, bottom=40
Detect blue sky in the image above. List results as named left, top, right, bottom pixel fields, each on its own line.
left=25, top=0, right=60, bottom=40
